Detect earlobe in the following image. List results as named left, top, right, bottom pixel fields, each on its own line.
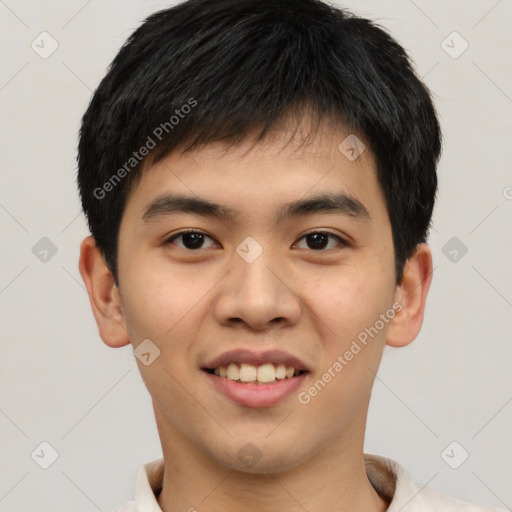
left=386, top=243, right=433, bottom=348
left=78, top=236, right=131, bottom=348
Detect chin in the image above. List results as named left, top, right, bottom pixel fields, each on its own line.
left=212, top=440, right=311, bottom=475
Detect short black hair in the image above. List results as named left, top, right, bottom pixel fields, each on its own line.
left=77, top=0, right=442, bottom=287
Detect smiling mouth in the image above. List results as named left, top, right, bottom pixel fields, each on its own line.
left=203, top=362, right=308, bottom=385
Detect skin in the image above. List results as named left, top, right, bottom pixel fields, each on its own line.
left=79, top=120, right=432, bottom=512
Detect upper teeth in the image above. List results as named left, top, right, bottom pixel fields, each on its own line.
left=213, top=363, right=298, bottom=383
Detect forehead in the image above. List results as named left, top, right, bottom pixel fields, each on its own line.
left=121, top=121, right=385, bottom=228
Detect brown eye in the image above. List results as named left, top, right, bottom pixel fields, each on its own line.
left=295, top=232, right=347, bottom=251
left=164, top=231, right=217, bottom=250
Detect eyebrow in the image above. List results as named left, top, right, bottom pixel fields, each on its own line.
left=142, top=192, right=371, bottom=224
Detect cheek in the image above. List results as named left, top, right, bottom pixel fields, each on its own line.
left=119, top=265, right=206, bottom=417
left=304, top=269, right=392, bottom=342
left=293, top=273, right=391, bottom=431
left=119, top=257, right=196, bottom=344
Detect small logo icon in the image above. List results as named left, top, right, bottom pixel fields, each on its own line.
left=236, top=236, right=263, bottom=264
left=32, top=237, right=58, bottom=263
left=441, top=441, right=469, bottom=469
left=31, top=441, right=59, bottom=469
left=236, top=442, right=262, bottom=468
left=134, top=339, right=161, bottom=366
left=442, top=236, right=468, bottom=263
left=441, top=31, right=469, bottom=59
left=338, top=134, right=366, bottom=161
left=31, top=31, right=59, bottom=59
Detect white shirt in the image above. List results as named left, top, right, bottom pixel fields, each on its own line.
left=111, top=454, right=506, bottom=512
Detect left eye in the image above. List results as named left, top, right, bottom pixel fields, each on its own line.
left=164, top=231, right=217, bottom=250
left=294, top=232, right=346, bottom=251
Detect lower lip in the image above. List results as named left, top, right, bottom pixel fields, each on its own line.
left=203, top=371, right=308, bottom=407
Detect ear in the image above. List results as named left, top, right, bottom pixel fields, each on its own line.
left=386, top=243, right=433, bottom=348
left=78, top=235, right=131, bottom=348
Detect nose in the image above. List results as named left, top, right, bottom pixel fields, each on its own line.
left=213, top=249, right=302, bottom=332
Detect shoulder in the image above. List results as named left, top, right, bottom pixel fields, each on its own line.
left=403, top=481, right=505, bottom=512
left=108, top=500, right=136, bottom=512
left=364, top=454, right=506, bottom=512
left=108, top=457, right=165, bottom=512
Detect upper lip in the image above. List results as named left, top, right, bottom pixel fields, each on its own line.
left=203, top=349, right=310, bottom=372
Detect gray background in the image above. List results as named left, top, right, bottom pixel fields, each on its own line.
left=1, top=0, right=511, bottom=510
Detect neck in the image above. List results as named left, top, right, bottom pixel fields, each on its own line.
left=154, top=408, right=389, bottom=512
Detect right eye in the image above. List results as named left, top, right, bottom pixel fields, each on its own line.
left=163, top=230, right=219, bottom=251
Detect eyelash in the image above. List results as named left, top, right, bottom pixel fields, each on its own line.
left=162, top=229, right=349, bottom=252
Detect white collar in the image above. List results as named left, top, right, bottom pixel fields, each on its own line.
left=122, top=453, right=502, bottom=512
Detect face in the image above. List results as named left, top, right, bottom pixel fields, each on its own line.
left=113, top=123, right=401, bottom=473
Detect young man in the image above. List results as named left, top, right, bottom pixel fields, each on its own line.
left=77, top=0, right=504, bottom=510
